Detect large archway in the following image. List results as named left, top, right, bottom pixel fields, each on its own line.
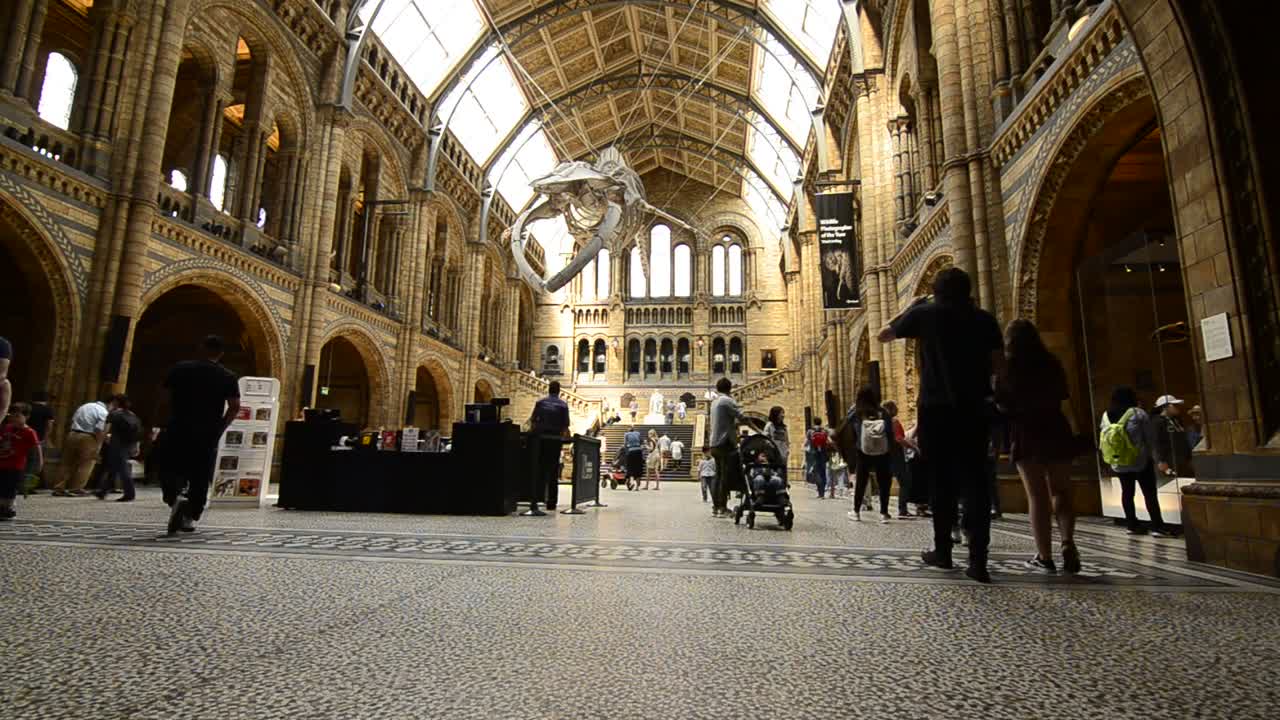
left=474, top=378, right=495, bottom=404
left=411, top=361, right=454, bottom=431
left=126, top=284, right=271, bottom=430
left=316, top=336, right=372, bottom=427
left=0, top=198, right=74, bottom=407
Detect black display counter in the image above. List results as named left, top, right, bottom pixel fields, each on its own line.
left=277, top=421, right=523, bottom=515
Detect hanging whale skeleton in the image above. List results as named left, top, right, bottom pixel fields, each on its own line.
left=508, top=147, right=701, bottom=294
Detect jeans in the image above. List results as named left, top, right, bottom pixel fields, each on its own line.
left=918, top=406, right=991, bottom=568
left=892, top=450, right=911, bottom=513
left=1119, top=461, right=1165, bottom=530
left=710, top=444, right=741, bottom=511
left=700, top=475, right=714, bottom=501
left=855, top=452, right=893, bottom=515
left=812, top=453, right=828, bottom=496
left=161, top=429, right=220, bottom=521
left=98, top=444, right=134, bottom=498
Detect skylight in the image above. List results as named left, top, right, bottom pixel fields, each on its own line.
left=747, top=123, right=801, bottom=197
left=742, top=171, right=788, bottom=231
left=491, top=124, right=559, bottom=209
left=359, top=0, right=485, bottom=99
left=436, top=45, right=530, bottom=162
left=754, top=34, right=821, bottom=145
left=532, top=214, right=571, bottom=275
left=763, top=0, right=842, bottom=67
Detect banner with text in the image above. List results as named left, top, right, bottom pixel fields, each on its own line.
left=815, top=191, right=860, bottom=309
left=210, top=377, right=280, bottom=507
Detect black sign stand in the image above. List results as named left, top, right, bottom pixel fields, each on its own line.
left=562, top=434, right=606, bottom=514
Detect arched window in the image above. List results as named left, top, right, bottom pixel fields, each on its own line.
left=643, top=339, right=658, bottom=376
left=728, top=244, right=743, bottom=296
left=711, top=245, right=726, bottom=296
left=649, top=224, right=671, bottom=297
left=257, top=208, right=267, bottom=229
left=629, top=246, right=646, bottom=298
left=593, top=339, right=607, bottom=374
left=660, top=338, right=674, bottom=375
left=677, top=338, right=691, bottom=376
left=209, top=154, right=229, bottom=211
left=712, top=337, right=726, bottom=375
left=627, top=338, right=641, bottom=375
left=577, top=339, right=590, bottom=373
left=673, top=244, right=691, bottom=297
left=581, top=256, right=596, bottom=301
left=729, top=337, right=744, bottom=374
left=37, top=52, right=77, bottom=130
left=596, top=248, right=611, bottom=297
left=169, top=170, right=189, bottom=192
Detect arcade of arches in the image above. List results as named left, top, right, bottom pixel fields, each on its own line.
left=0, top=1, right=1275, bottom=587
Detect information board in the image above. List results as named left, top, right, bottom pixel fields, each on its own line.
left=1200, top=312, right=1233, bottom=362
left=210, top=377, right=280, bottom=507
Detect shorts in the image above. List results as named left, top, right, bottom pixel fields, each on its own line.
left=0, top=468, right=22, bottom=500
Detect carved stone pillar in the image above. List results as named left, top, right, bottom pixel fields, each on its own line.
left=15, top=0, right=49, bottom=101
left=0, top=0, right=38, bottom=97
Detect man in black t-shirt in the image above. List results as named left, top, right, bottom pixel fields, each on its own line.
left=879, top=268, right=1005, bottom=583
left=162, top=335, right=241, bottom=535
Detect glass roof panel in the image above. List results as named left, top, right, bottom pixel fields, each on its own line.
left=437, top=46, right=530, bottom=162
left=361, top=0, right=485, bottom=98
left=491, top=124, right=559, bottom=210
left=747, top=122, right=801, bottom=198
left=754, top=34, right=820, bottom=145
left=763, top=0, right=842, bottom=67
left=742, top=171, right=788, bottom=231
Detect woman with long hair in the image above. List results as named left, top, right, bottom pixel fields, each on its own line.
left=644, top=428, right=662, bottom=490
left=848, top=386, right=895, bottom=523
left=762, top=406, right=789, bottom=472
left=997, top=320, right=1080, bottom=573
left=1102, top=386, right=1172, bottom=537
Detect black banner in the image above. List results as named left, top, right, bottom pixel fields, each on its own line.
left=815, top=192, right=860, bottom=309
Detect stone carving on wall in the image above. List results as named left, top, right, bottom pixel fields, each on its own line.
left=507, top=147, right=700, bottom=294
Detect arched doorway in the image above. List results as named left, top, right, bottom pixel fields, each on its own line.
left=316, top=336, right=371, bottom=427
left=127, top=284, right=269, bottom=430
left=0, top=200, right=68, bottom=406
left=412, top=363, right=453, bottom=431
left=474, top=378, right=494, bottom=404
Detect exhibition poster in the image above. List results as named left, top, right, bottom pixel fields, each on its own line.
left=210, top=376, right=281, bottom=507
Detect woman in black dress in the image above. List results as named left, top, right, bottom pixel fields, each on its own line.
left=997, top=319, right=1080, bottom=573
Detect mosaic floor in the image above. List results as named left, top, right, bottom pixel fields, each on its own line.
left=2, top=483, right=1278, bottom=719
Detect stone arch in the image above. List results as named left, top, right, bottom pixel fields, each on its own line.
left=1011, top=73, right=1153, bottom=320
left=0, top=191, right=81, bottom=412
left=317, top=322, right=393, bottom=426
left=346, top=118, right=409, bottom=201
left=140, top=265, right=288, bottom=379
left=412, top=353, right=456, bottom=431
left=473, top=377, right=496, bottom=403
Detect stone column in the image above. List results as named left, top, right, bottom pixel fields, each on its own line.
left=15, top=0, right=49, bottom=101
left=0, top=0, right=38, bottom=97
left=929, top=0, right=978, bottom=286
left=890, top=119, right=905, bottom=222
left=957, top=0, right=995, bottom=311
left=103, top=0, right=194, bottom=390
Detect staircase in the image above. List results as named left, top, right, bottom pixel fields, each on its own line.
left=597, top=423, right=697, bottom=482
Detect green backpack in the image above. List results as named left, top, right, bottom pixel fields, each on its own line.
left=1100, top=408, right=1140, bottom=468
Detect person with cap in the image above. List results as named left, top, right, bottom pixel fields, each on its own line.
left=1153, top=394, right=1193, bottom=481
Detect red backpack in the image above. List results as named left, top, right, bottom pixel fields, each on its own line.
left=810, top=429, right=830, bottom=452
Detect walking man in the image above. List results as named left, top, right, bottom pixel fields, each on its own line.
left=879, top=268, right=1004, bottom=583
left=163, top=335, right=241, bottom=535
left=529, top=380, right=571, bottom=510
left=708, top=377, right=746, bottom=517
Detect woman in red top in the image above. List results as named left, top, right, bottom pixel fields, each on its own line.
left=996, top=320, right=1080, bottom=574
left=0, top=402, right=43, bottom=519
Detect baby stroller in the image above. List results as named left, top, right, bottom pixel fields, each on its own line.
left=734, top=435, right=795, bottom=530
left=601, top=457, right=628, bottom=490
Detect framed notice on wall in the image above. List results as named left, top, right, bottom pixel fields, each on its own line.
left=210, top=376, right=280, bottom=507
left=1200, top=313, right=1233, bottom=362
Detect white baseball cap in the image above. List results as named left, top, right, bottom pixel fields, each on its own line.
left=1155, top=395, right=1185, bottom=409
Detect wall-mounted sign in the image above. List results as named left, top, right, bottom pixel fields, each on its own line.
left=1201, top=313, right=1233, bottom=362
left=814, top=191, right=860, bottom=309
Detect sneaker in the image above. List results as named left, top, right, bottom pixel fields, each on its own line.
left=1126, top=526, right=1149, bottom=536
left=1025, top=556, right=1057, bottom=573
left=115, top=495, right=135, bottom=503
left=991, top=512, right=1004, bottom=520
left=1150, top=527, right=1177, bottom=538
left=847, top=511, right=861, bottom=522
left=897, top=511, right=913, bottom=519
left=69, top=489, right=88, bottom=497
left=52, top=489, right=69, bottom=497
left=0, top=507, right=15, bottom=520
left=920, top=550, right=954, bottom=570
left=879, top=513, right=891, bottom=524
left=167, top=498, right=188, bottom=536
left=1062, top=543, right=1082, bottom=574
left=965, top=566, right=993, bottom=584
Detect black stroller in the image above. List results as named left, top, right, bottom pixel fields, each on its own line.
left=734, top=434, right=795, bottom=530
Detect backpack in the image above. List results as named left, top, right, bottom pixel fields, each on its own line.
left=860, top=417, right=890, bottom=456
left=1100, top=408, right=1140, bottom=468
left=810, top=429, right=829, bottom=452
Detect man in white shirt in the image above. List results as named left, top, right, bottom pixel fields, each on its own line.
left=54, top=396, right=120, bottom=496
left=670, top=439, right=684, bottom=466
left=658, top=433, right=672, bottom=470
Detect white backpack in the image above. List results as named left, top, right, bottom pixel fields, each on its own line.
left=860, top=417, right=890, bottom=456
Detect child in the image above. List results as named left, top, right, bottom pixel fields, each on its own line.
left=697, top=447, right=717, bottom=503
left=747, top=452, right=787, bottom=496
left=0, top=403, right=43, bottom=520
